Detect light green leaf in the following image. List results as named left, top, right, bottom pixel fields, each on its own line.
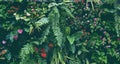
left=35, top=17, right=49, bottom=27
left=61, top=6, right=75, bottom=18
left=71, top=31, right=83, bottom=40
left=67, top=36, right=75, bottom=45
left=65, top=26, right=71, bottom=35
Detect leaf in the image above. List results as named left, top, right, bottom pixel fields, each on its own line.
left=24, top=28, right=29, bottom=33
left=61, top=6, right=75, bottom=18
left=6, top=31, right=17, bottom=43
left=49, top=6, right=63, bottom=46
left=20, top=43, right=34, bottom=60
left=29, top=25, right=34, bottom=34
left=58, top=52, right=65, bottom=64
left=39, top=26, right=50, bottom=45
left=65, top=26, right=71, bottom=35
left=38, top=58, right=47, bottom=64
left=86, top=59, right=90, bottom=64
left=15, top=14, right=20, bottom=20
left=71, top=45, right=75, bottom=53
left=78, top=50, right=82, bottom=55
left=71, top=31, right=83, bottom=41
left=5, top=53, right=11, bottom=61
left=63, top=0, right=71, bottom=2
left=67, top=31, right=83, bottom=45
left=67, top=36, right=75, bottom=45
left=32, top=41, right=39, bottom=45
left=18, top=0, right=23, bottom=2
left=82, top=46, right=89, bottom=52
left=48, top=3, right=58, bottom=8
left=0, top=14, right=3, bottom=17
left=35, top=17, right=49, bottom=28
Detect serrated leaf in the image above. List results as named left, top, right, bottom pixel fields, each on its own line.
left=35, top=17, right=49, bottom=27
left=20, top=43, right=34, bottom=60
left=61, top=6, right=75, bottom=18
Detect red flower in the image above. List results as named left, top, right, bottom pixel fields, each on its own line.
left=40, top=53, right=47, bottom=58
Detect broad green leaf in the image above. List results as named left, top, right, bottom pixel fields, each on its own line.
left=32, top=41, right=39, bottom=45
left=67, top=36, right=75, bottom=45
left=86, top=59, right=89, bottom=64
left=71, top=31, right=83, bottom=40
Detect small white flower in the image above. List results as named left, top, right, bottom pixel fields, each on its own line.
left=2, top=40, right=6, bottom=44
left=87, top=20, right=90, bottom=22
left=13, top=13, right=16, bottom=16
left=85, top=14, right=87, bottom=16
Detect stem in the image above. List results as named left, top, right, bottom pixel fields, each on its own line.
left=91, top=1, right=94, bottom=11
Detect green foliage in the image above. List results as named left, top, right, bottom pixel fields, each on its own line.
left=39, top=25, right=50, bottom=45
left=67, top=31, right=83, bottom=45
left=49, top=6, right=63, bottom=46
left=20, top=43, right=34, bottom=60
left=0, top=1, right=120, bottom=64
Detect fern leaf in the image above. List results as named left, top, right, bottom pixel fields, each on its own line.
left=20, top=43, right=34, bottom=60
left=35, top=17, right=49, bottom=28
left=49, top=6, right=63, bottom=46
left=39, top=26, right=50, bottom=45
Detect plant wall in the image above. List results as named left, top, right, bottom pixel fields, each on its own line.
left=0, top=0, right=120, bottom=64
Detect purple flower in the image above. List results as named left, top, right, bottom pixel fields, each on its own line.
left=94, top=23, right=97, bottom=26
left=2, top=40, right=6, bottom=44
left=13, top=35, right=18, bottom=40
left=103, top=31, right=107, bottom=34
left=100, top=36, right=102, bottom=39
left=18, top=29, right=23, bottom=34
left=94, top=18, right=97, bottom=21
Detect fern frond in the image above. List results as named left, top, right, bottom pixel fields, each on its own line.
left=19, top=43, right=34, bottom=60
left=49, top=6, right=63, bottom=47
